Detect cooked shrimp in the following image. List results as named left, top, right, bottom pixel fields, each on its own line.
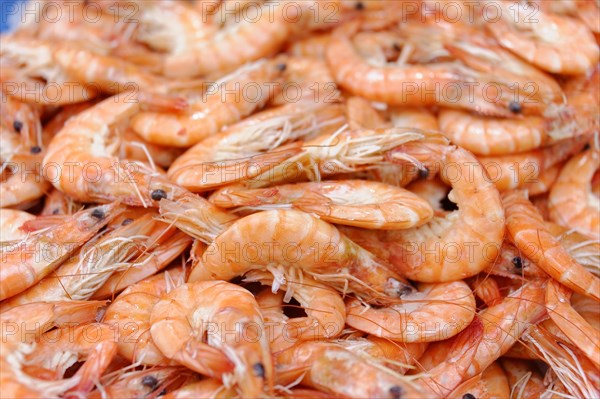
left=449, top=361, right=510, bottom=399
left=0, top=208, right=35, bottom=241
left=162, top=1, right=298, bottom=78
left=131, top=60, right=283, bottom=147
left=162, top=379, right=237, bottom=399
left=500, top=358, right=546, bottom=399
left=103, top=268, right=187, bottom=366
left=190, top=209, right=413, bottom=302
left=469, top=274, right=504, bottom=307
left=390, top=107, right=439, bottom=131
left=548, top=148, right=599, bottom=239
left=545, top=221, right=600, bottom=278
left=150, top=280, right=273, bottom=397
left=1, top=153, right=51, bottom=208
left=277, top=341, right=426, bottom=398
left=25, top=323, right=118, bottom=398
left=40, top=189, right=82, bottom=216
left=478, top=135, right=589, bottom=190
left=1, top=212, right=189, bottom=309
left=245, top=269, right=346, bottom=343
left=0, top=203, right=123, bottom=301
left=522, top=162, right=562, bottom=196
left=167, top=102, right=345, bottom=191
left=326, top=25, right=522, bottom=117
left=345, top=280, right=475, bottom=342
left=121, top=129, right=185, bottom=169
left=0, top=300, right=107, bottom=398
left=209, top=180, right=434, bottom=230
left=503, top=190, right=600, bottom=301
left=382, top=146, right=505, bottom=282
left=405, top=178, right=450, bottom=216
left=286, top=32, right=334, bottom=59
left=487, top=2, right=599, bottom=74
left=43, top=92, right=189, bottom=206
left=545, top=280, right=600, bottom=367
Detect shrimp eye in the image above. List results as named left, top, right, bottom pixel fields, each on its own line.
left=276, top=63, right=287, bottom=72
left=52, top=209, right=60, bottom=215
left=418, top=166, right=429, bottom=179
left=512, top=256, right=523, bottom=269
left=389, top=385, right=403, bottom=399
left=392, top=43, right=401, bottom=52
left=583, top=143, right=590, bottom=151
left=253, top=362, right=266, bottom=378
left=508, top=101, right=522, bottom=114
left=13, top=120, right=23, bottom=133
left=397, top=284, right=415, bottom=297
left=122, top=218, right=134, bottom=226
left=30, top=146, right=42, bottom=154
left=91, top=208, right=105, bottom=219
left=151, top=189, right=168, bottom=201
left=462, top=394, right=476, bottom=399
left=355, top=1, right=365, bottom=10
left=141, top=375, right=159, bottom=390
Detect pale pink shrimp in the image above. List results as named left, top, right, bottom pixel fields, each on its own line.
left=276, top=341, right=427, bottom=398
left=131, top=60, right=284, bottom=147
left=150, top=280, right=273, bottom=397
left=103, top=268, right=187, bottom=366
left=478, top=135, right=589, bottom=190
left=345, top=280, right=475, bottom=342
left=381, top=146, right=505, bottom=282
left=0, top=300, right=107, bottom=398
left=162, top=1, right=299, bottom=78
left=548, top=148, right=599, bottom=239
left=0, top=208, right=35, bottom=241
left=0, top=203, right=123, bottom=301
left=167, top=102, right=345, bottom=191
left=487, top=2, right=599, bottom=75
left=189, top=209, right=413, bottom=303
left=24, top=323, right=118, bottom=398
left=325, top=25, right=522, bottom=117
left=503, top=190, right=600, bottom=301
left=209, top=180, right=434, bottom=230
left=449, top=361, right=511, bottom=399
left=43, top=92, right=189, bottom=206
left=545, top=280, right=600, bottom=367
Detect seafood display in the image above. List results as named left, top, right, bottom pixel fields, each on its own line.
left=0, top=0, right=598, bottom=398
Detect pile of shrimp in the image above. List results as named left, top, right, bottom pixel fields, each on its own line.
left=1, top=0, right=599, bottom=398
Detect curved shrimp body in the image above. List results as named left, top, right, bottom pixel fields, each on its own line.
left=439, top=110, right=551, bottom=156
left=0, top=203, right=123, bottom=301
left=478, top=135, right=589, bottom=190
left=131, top=60, right=283, bottom=147
left=286, top=32, right=334, bottom=59
left=150, top=280, right=273, bottom=397
left=167, top=103, right=345, bottom=191
left=503, top=190, right=600, bottom=301
left=162, top=1, right=298, bottom=78
left=1, top=152, right=51, bottom=208
left=276, top=341, right=426, bottom=398
left=25, top=323, right=118, bottom=397
left=384, top=147, right=505, bottom=282
left=326, top=32, right=517, bottom=117
left=487, top=3, right=599, bottom=75
left=209, top=180, right=434, bottom=230
left=190, top=209, right=412, bottom=302
left=245, top=270, right=346, bottom=343
left=0, top=209, right=35, bottom=241
left=345, top=280, right=475, bottom=342
left=449, top=361, right=510, bottom=399
left=545, top=280, right=600, bottom=367
left=43, top=93, right=189, bottom=206
left=103, top=268, right=186, bottom=365
left=522, top=162, right=562, bottom=196
left=548, top=149, right=599, bottom=239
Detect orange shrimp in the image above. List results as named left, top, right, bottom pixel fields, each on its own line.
left=189, top=209, right=413, bottom=303
left=162, top=379, right=237, bottom=399
left=522, top=162, right=563, bottom=196
left=449, top=361, right=511, bottom=399
left=276, top=341, right=427, bottom=398
left=209, top=180, right=434, bottom=230
left=103, top=268, right=187, bottom=366
left=383, top=146, right=505, bottom=282
left=40, top=189, right=82, bottom=216
left=345, top=280, right=475, bottom=342
left=500, top=358, right=546, bottom=399
left=150, top=280, right=273, bottom=397
left=487, top=1, right=599, bottom=75
left=0, top=203, right=123, bottom=301
left=131, top=60, right=283, bottom=147
left=502, top=190, right=600, bottom=301
left=167, top=103, right=345, bottom=191
left=0, top=208, right=35, bottom=241
left=43, top=92, right=189, bottom=206
left=548, top=148, right=599, bottom=239
left=286, top=32, right=334, bottom=59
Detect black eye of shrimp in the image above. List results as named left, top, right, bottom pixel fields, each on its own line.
left=253, top=362, right=266, bottom=378
left=389, top=385, right=403, bottom=399
left=508, top=101, right=522, bottom=114
left=462, top=394, right=476, bottom=399
left=30, top=146, right=42, bottom=154
left=141, top=375, right=159, bottom=391
left=122, top=218, right=133, bottom=226
left=355, top=1, right=365, bottom=10
left=512, top=256, right=523, bottom=269
left=13, top=120, right=23, bottom=133
left=151, top=189, right=168, bottom=201
left=418, top=166, right=429, bottom=180
left=91, top=208, right=105, bottom=219
left=276, top=63, right=287, bottom=72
